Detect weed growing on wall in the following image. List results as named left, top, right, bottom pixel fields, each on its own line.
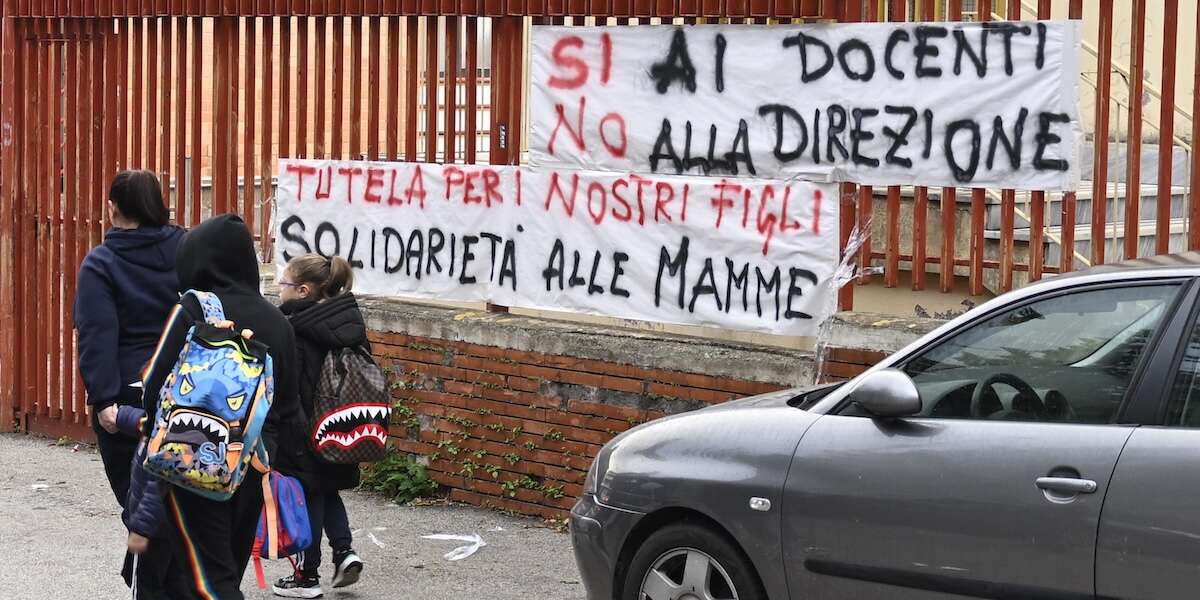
left=360, top=448, right=439, bottom=504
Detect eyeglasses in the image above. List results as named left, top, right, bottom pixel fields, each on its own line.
left=278, top=280, right=299, bottom=288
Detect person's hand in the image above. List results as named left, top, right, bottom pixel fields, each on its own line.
left=98, top=405, right=119, bottom=434
left=127, top=532, right=150, bottom=555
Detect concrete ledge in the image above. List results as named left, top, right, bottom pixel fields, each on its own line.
left=263, top=270, right=941, bottom=388
left=824, top=312, right=943, bottom=355
left=357, top=295, right=818, bottom=387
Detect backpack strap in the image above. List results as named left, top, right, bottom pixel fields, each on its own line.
left=180, top=290, right=227, bottom=325
left=251, top=444, right=279, bottom=561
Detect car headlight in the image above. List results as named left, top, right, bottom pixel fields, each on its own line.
left=583, top=456, right=600, bottom=496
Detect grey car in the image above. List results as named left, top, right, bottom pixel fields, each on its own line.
left=571, top=253, right=1200, bottom=600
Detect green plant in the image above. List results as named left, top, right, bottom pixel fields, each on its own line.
left=541, top=484, right=565, bottom=499
left=473, top=449, right=487, bottom=459
left=459, top=459, right=480, bottom=478
left=501, top=478, right=521, bottom=497
left=503, top=453, right=521, bottom=465
left=359, top=450, right=438, bottom=504
left=523, top=441, right=539, bottom=451
left=476, top=408, right=494, bottom=416
left=484, top=463, right=502, bottom=479
left=445, top=416, right=477, bottom=429
left=543, top=429, right=565, bottom=441
left=436, top=439, right=462, bottom=456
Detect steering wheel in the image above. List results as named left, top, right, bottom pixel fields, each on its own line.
left=970, top=373, right=1046, bottom=419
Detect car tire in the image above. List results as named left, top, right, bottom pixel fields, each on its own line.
left=621, top=521, right=766, bottom=600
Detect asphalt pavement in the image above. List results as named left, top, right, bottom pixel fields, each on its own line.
left=0, top=433, right=583, bottom=599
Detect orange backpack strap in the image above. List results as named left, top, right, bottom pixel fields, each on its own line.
left=252, top=445, right=279, bottom=561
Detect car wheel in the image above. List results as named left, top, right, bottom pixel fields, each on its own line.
left=622, top=522, right=765, bottom=600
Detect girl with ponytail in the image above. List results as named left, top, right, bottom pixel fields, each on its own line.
left=274, top=253, right=368, bottom=597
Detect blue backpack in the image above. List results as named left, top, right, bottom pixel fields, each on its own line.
left=252, top=472, right=313, bottom=588
left=143, top=290, right=275, bottom=501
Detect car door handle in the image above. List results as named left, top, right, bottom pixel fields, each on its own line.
left=1036, top=477, right=1098, bottom=494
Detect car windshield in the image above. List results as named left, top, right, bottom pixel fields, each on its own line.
left=913, top=287, right=1173, bottom=373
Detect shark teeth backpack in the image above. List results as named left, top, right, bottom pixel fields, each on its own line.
left=309, top=346, right=390, bottom=463
left=144, top=290, right=275, bottom=501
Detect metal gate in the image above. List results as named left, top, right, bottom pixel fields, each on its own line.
left=1, top=0, right=1196, bottom=439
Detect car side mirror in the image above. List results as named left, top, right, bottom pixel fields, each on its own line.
left=848, top=369, right=922, bottom=418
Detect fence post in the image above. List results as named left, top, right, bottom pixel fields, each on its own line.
left=0, top=2, right=16, bottom=432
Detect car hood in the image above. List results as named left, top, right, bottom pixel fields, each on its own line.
left=595, top=386, right=824, bottom=511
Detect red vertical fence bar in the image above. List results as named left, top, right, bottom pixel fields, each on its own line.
left=997, top=0, right=1017, bottom=293
left=1028, top=0, right=1050, bottom=282
left=368, top=16, right=381, bottom=159
left=332, top=16, right=345, bottom=159
left=244, top=17, right=257, bottom=224
left=298, top=16, right=309, bottom=159
left=34, top=20, right=47, bottom=419
left=846, top=1, right=871, bottom=290
left=490, top=16, right=508, bottom=164
left=212, top=18, right=228, bottom=214
left=315, top=16, right=328, bottom=159
left=190, top=17, right=201, bottom=226
left=1059, top=0, right=1081, bottom=274
left=835, top=0, right=858, bottom=311
left=940, top=0, right=960, bottom=293
left=62, top=18, right=79, bottom=425
left=424, top=16, right=439, bottom=161
left=884, top=0, right=901, bottom=289
left=444, top=15, right=459, bottom=162
left=19, top=18, right=34, bottom=422
left=0, top=0, right=14, bottom=431
left=260, top=17, right=275, bottom=260
left=1124, top=0, right=1146, bottom=260
left=910, top=0, right=935, bottom=291
left=465, top=16, right=478, bottom=164
left=1090, top=0, right=1112, bottom=265
left=160, top=17, right=174, bottom=206
left=405, top=16, right=419, bottom=161
left=967, top=0, right=988, bottom=296
left=132, top=19, right=144, bottom=167
left=350, top=16, right=363, bottom=158
left=174, top=17, right=187, bottom=224
left=387, top=15, right=400, bottom=159
left=146, top=18, right=158, bottom=174
left=49, top=19, right=62, bottom=419
left=280, top=15, right=292, bottom=165
left=77, top=19, right=93, bottom=354
left=229, top=19, right=241, bottom=210
left=1155, top=0, right=1178, bottom=256
left=1192, top=4, right=1200, bottom=251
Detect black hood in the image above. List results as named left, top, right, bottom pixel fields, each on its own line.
left=176, top=213, right=261, bottom=294
left=281, top=294, right=368, bottom=350
left=103, top=225, right=185, bottom=272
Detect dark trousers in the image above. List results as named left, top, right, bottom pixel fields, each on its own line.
left=162, top=470, right=265, bottom=600
left=129, top=539, right=186, bottom=600
left=301, top=490, right=353, bottom=572
left=95, top=428, right=138, bottom=507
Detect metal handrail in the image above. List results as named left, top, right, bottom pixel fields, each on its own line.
left=1004, top=2, right=1194, bottom=125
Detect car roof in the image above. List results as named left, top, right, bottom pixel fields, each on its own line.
left=1057, top=251, right=1200, bottom=279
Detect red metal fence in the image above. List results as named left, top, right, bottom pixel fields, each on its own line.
left=0, top=0, right=1197, bottom=439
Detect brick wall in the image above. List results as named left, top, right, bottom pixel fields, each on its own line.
left=374, top=331, right=785, bottom=519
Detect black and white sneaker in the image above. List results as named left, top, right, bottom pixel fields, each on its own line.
left=272, top=572, right=323, bottom=598
left=331, top=550, right=364, bottom=589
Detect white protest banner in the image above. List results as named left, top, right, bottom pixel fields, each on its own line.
left=529, top=22, right=1083, bottom=191
left=275, top=160, right=522, bottom=304
left=275, top=159, right=839, bottom=336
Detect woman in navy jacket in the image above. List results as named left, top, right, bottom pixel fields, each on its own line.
left=73, top=170, right=183, bottom=508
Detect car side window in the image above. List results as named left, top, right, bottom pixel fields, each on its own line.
left=867, top=284, right=1178, bottom=423
left=1165, top=318, right=1200, bottom=427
